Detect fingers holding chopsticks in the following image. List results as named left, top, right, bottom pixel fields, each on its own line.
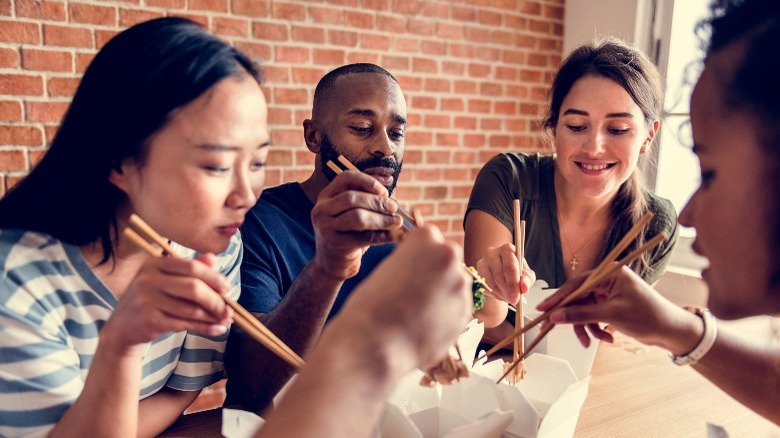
left=316, top=170, right=402, bottom=231
left=476, top=243, right=536, bottom=305
left=107, top=255, right=235, bottom=346
left=537, top=265, right=691, bottom=348
left=312, top=171, right=404, bottom=279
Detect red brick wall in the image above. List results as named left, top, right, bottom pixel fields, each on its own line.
left=0, top=0, right=562, bottom=242
left=0, top=0, right=563, bottom=412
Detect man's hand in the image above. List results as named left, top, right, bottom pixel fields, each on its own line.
left=311, top=171, right=403, bottom=279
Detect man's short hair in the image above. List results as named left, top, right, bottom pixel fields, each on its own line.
left=312, top=63, right=398, bottom=111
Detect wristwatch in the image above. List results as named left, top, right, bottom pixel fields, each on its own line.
left=670, top=306, right=717, bottom=366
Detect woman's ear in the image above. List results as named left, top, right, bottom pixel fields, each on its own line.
left=641, top=120, right=661, bottom=154
left=108, top=160, right=133, bottom=193
left=302, top=119, right=322, bottom=153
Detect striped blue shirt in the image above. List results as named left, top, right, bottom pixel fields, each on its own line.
left=0, top=229, right=242, bottom=437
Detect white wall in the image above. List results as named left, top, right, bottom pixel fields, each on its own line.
left=563, top=0, right=660, bottom=57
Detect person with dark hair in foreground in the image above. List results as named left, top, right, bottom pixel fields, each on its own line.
left=536, top=0, right=780, bottom=426
left=226, top=63, right=409, bottom=412
left=0, top=17, right=268, bottom=436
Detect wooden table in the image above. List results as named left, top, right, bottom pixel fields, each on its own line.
left=575, top=325, right=778, bottom=437
left=161, top=319, right=779, bottom=437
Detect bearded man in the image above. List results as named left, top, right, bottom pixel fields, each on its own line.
left=225, top=63, right=408, bottom=412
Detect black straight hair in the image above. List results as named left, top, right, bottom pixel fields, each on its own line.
left=0, top=17, right=263, bottom=264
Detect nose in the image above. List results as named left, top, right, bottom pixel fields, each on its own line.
left=581, top=131, right=606, bottom=156
left=678, top=189, right=697, bottom=228
left=227, top=169, right=262, bottom=210
left=370, top=131, right=396, bottom=158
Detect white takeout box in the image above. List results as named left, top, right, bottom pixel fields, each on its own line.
left=380, top=284, right=597, bottom=438
left=382, top=352, right=590, bottom=438
left=520, top=281, right=599, bottom=380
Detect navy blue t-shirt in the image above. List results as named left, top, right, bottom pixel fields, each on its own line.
left=239, top=182, right=394, bottom=318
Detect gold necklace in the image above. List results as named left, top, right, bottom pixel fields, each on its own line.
left=557, top=208, right=603, bottom=271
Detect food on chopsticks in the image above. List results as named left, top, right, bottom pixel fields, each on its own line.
left=123, top=214, right=305, bottom=370
left=420, top=357, right=471, bottom=387
left=467, top=266, right=487, bottom=312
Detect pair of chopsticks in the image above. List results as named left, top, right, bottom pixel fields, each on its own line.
left=123, top=214, right=305, bottom=370
left=326, top=154, right=495, bottom=298
left=492, top=211, right=667, bottom=382
left=511, top=200, right=526, bottom=383
left=326, top=155, right=417, bottom=229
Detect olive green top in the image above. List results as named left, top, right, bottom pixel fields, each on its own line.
left=466, top=152, right=679, bottom=288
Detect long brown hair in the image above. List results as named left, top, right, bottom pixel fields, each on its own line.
left=542, top=37, right=663, bottom=279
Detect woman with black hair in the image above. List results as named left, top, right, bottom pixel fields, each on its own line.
left=538, top=0, right=780, bottom=425
left=0, top=16, right=270, bottom=436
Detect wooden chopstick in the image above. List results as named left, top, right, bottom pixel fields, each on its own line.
left=499, top=321, right=552, bottom=382
left=512, top=199, right=526, bottom=382
left=123, top=215, right=305, bottom=369
left=481, top=212, right=662, bottom=360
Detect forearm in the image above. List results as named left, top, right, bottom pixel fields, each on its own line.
left=226, top=260, right=345, bottom=412
left=137, top=387, right=201, bottom=437
left=691, top=328, right=780, bottom=425
left=254, top=320, right=411, bottom=437
left=50, top=330, right=144, bottom=437
left=474, top=296, right=508, bottom=328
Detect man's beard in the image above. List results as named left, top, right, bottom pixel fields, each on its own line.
left=319, top=133, right=402, bottom=195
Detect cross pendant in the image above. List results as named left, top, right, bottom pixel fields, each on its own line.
left=569, top=255, right=579, bottom=270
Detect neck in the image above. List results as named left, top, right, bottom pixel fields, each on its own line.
left=300, top=163, right=331, bottom=204
left=553, top=165, right=615, bottom=224
left=80, top=215, right=151, bottom=298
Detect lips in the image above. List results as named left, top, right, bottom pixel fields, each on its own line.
left=362, top=167, right=395, bottom=187
left=217, top=223, right=242, bottom=237
left=574, top=160, right=616, bottom=174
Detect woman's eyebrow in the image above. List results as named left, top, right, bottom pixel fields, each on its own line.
left=562, top=108, right=634, bottom=119
left=196, top=143, right=239, bottom=152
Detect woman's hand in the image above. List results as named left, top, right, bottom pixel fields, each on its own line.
left=103, top=253, right=233, bottom=350
left=476, top=243, right=536, bottom=305
left=537, top=266, right=700, bottom=352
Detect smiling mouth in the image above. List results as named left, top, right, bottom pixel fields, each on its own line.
left=575, top=162, right=616, bottom=171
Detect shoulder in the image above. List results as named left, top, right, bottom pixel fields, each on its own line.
left=645, top=192, right=678, bottom=235
left=0, top=229, right=66, bottom=272
left=480, top=152, right=553, bottom=183
left=0, top=230, right=76, bottom=317
left=483, top=152, right=549, bottom=171
left=245, top=182, right=309, bottom=226
left=259, top=182, right=300, bottom=204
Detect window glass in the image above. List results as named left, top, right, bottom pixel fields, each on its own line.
left=655, top=0, right=710, bottom=234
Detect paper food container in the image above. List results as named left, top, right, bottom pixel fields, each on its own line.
left=382, top=352, right=590, bottom=438
left=521, top=281, right=599, bottom=380
left=380, top=282, right=597, bottom=438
